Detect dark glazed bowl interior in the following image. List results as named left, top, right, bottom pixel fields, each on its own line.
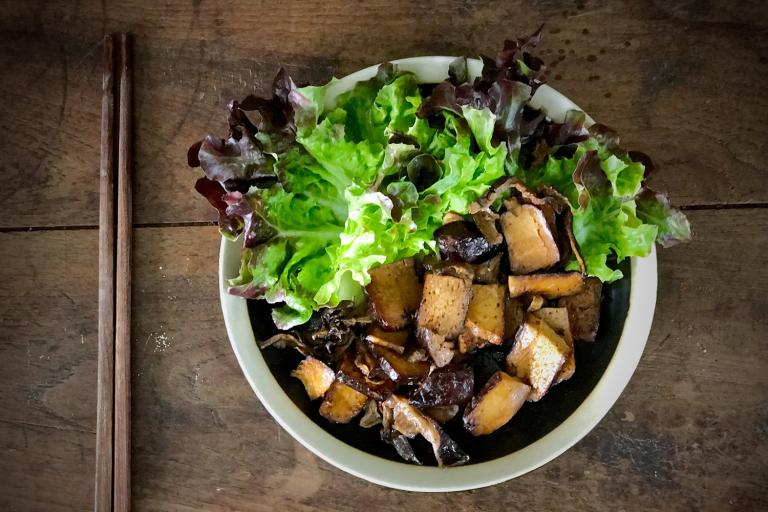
left=247, top=260, right=631, bottom=465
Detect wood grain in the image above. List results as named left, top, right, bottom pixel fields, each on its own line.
left=95, top=33, right=116, bottom=512
left=0, top=1, right=767, bottom=228
left=0, top=230, right=98, bottom=512
left=125, top=210, right=767, bottom=512
left=114, top=32, right=134, bottom=512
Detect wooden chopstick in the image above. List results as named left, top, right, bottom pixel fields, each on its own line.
left=95, top=33, right=116, bottom=512
left=95, top=32, right=133, bottom=512
left=113, top=33, right=133, bottom=512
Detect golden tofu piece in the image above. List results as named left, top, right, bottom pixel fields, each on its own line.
left=463, top=371, right=531, bottom=436
left=366, top=258, right=422, bottom=330
left=533, top=307, right=575, bottom=384
left=291, top=356, right=335, bottom=400
left=417, top=273, right=472, bottom=339
left=463, top=284, right=506, bottom=345
left=506, top=316, right=570, bottom=401
left=500, top=200, right=560, bottom=274
left=319, top=381, right=368, bottom=423
left=507, top=272, right=585, bottom=299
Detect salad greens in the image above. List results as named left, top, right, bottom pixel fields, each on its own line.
left=189, top=31, right=690, bottom=329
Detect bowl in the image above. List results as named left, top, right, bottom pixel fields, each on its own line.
left=218, top=56, right=657, bottom=492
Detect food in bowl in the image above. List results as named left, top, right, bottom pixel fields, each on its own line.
left=189, top=29, right=690, bottom=467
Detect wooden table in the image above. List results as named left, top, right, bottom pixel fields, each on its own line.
left=2, top=1, right=766, bottom=510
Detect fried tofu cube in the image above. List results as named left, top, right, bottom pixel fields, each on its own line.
left=366, top=258, right=422, bottom=330
left=506, top=316, right=570, bottom=401
left=533, top=307, right=575, bottom=384
left=463, top=371, right=531, bottom=436
left=291, top=356, right=335, bottom=400
left=463, top=284, right=506, bottom=345
left=558, top=277, right=603, bottom=341
left=501, top=199, right=560, bottom=274
left=319, top=381, right=368, bottom=423
left=507, top=272, right=585, bottom=299
left=417, top=273, right=472, bottom=339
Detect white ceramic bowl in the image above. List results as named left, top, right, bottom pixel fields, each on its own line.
left=218, top=57, right=657, bottom=492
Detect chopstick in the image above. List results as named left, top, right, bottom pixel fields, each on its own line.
left=95, top=33, right=116, bottom=512
left=95, top=32, right=133, bottom=512
left=113, top=33, right=133, bottom=512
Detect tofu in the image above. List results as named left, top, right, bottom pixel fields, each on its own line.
left=507, top=272, right=585, bottom=299
left=417, top=273, right=472, bottom=339
left=463, top=371, right=531, bottom=436
left=558, top=277, right=603, bottom=341
left=473, top=253, right=502, bottom=284
left=533, top=307, right=575, bottom=384
left=506, top=316, right=570, bottom=401
left=319, top=381, right=368, bottom=423
left=463, top=284, right=506, bottom=345
left=366, top=258, right=422, bottom=330
left=500, top=199, right=560, bottom=274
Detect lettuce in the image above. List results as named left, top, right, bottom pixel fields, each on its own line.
left=191, top=34, right=690, bottom=327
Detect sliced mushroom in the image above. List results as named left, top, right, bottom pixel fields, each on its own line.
left=558, top=277, right=602, bottom=341
left=383, top=395, right=469, bottom=467
left=507, top=272, right=585, bottom=299
left=319, top=381, right=368, bottom=423
left=291, top=356, right=335, bottom=400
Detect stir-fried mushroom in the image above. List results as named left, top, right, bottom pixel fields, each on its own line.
left=558, top=277, right=603, bottom=341
left=291, top=357, right=335, bottom=400
left=382, top=395, right=469, bottom=467
left=463, top=371, right=531, bottom=435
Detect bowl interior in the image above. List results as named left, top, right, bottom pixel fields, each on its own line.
left=219, top=56, right=657, bottom=491
left=249, top=260, right=630, bottom=464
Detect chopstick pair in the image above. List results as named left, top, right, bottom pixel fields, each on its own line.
left=96, top=33, right=133, bottom=512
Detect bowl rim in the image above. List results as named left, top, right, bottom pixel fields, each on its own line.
left=218, top=56, right=658, bottom=492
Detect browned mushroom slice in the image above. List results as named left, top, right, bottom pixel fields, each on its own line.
left=507, top=272, right=585, bottom=299
left=504, top=297, right=524, bottom=341
left=463, top=371, right=531, bottom=436
left=424, top=405, right=460, bottom=424
left=366, top=325, right=410, bottom=354
left=500, top=198, right=561, bottom=274
left=416, top=328, right=456, bottom=368
left=463, top=284, right=506, bottom=345
left=558, top=277, right=603, bottom=341
left=371, top=344, right=430, bottom=383
left=506, top=316, right=570, bottom=401
left=417, top=273, right=473, bottom=339
left=335, top=349, right=395, bottom=401
left=533, top=307, right=575, bottom=384
left=473, top=253, right=502, bottom=284
left=383, top=395, right=469, bottom=467
left=366, top=258, right=422, bottom=330
left=319, top=381, right=368, bottom=423
left=290, top=356, right=335, bottom=400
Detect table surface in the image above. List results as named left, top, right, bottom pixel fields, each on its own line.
left=2, top=1, right=767, bottom=510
